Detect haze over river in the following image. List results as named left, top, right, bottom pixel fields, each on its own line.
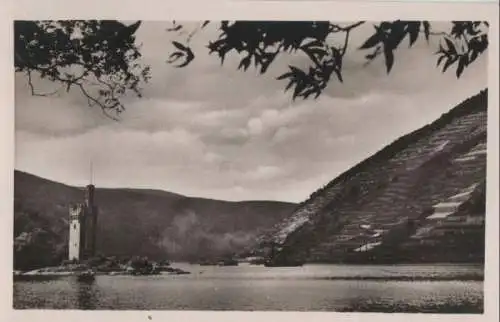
left=13, top=263, right=484, bottom=312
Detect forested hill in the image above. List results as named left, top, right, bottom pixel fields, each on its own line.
left=14, top=170, right=296, bottom=270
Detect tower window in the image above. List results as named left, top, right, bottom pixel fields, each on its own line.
left=73, top=224, right=77, bottom=230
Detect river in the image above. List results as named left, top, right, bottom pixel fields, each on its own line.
left=13, top=263, right=484, bottom=312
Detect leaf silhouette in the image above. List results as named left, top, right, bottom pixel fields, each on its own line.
left=437, top=54, right=447, bottom=67
left=423, top=21, right=431, bottom=41
left=359, top=32, right=382, bottom=49
left=408, top=23, right=420, bottom=47
left=174, top=48, right=195, bottom=68
left=167, top=25, right=182, bottom=32
left=167, top=52, right=183, bottom=63
left=127, top=21, right=142, bottom=35
left=293, top=81, right=306, bottom=100
left=118, top=21, right=142, bottom=38
left=456, top=55, right=468, bottom=78
left=334, top=68, right=343, bottom=83
left=285, top=80, right=295, bottom=92
left=383, top=46, right=394, bottom=73
left=259, top=53, right=276, bottom=74
left=442, top=56, right=457, bottom=73
left=469, top=49, right=479, bottom=64
left=277, top=72, right=293, bottom=80
left=289, top=66, right=305, bottom=76
left=444, top=38, right=457, bottom=55
left=172, top=41, right=188, bottom=51
left=387, top=22, right=407, bottom=49
left=238, top=56, right=251, bottom=71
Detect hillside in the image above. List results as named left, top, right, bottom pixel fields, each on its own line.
left=259, top=89, right=488, bottom=264
left=13, top=171, right=296, bottom=270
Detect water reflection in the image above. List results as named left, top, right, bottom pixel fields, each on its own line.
left=72, top=278, right=98, bottom=309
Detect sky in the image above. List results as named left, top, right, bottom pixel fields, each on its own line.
left=15, top=21, right=488, bottom=203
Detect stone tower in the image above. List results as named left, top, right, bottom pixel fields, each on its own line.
left=68, top=184, right=98, bottom=261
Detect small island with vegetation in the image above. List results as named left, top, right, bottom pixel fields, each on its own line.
left=14, top=255, right=190, bottom=280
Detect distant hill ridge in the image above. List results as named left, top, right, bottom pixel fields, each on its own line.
left=13, top=170, right=296, bottom=270
left=259, top=89, right=487, bottom=264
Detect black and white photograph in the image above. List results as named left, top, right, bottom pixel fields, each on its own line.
left=6, top=2, right=499, bottom=317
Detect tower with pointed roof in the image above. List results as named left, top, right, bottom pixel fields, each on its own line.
left=68, top=164, right=98, bottom=261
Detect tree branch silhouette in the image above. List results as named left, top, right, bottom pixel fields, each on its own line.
left=14, top=20, right=150, bottom=119
left=15, top=20, right=488, bottom=115
left=168, top=20, right=488, bottom=100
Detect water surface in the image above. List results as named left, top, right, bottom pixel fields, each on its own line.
left=13, top=263, right=484, bottom=312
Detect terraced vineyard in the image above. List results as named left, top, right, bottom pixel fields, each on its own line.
left=258, top=89, right=488, bottom=264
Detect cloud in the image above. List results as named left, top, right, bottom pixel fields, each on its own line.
left=247, top=118, right=263, bottom=136
left=243, top=165, right=284, bottom=181
left=203, top=152, right=223, bottom=164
